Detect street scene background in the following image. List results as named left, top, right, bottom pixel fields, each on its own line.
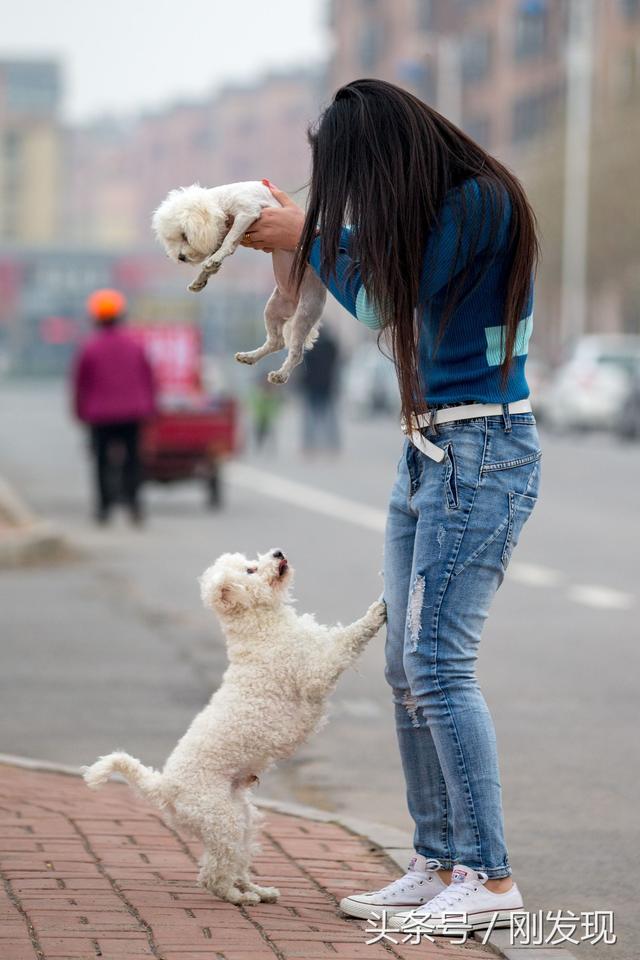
left=1, top=2, right=640, bottom=959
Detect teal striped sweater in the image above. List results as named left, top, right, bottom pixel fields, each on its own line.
left=307, top=176, right=534, bottom=405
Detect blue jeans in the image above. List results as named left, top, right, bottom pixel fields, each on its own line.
left=383, top=407, right=542, bottom=879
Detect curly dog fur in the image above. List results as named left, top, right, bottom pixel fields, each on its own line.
left=151, top=181, right=327, bottom=383
left=82, top=548, right=386, bottom=904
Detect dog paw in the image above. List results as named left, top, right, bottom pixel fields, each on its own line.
left=203, top=257, right=222, bottom=274
left=240, top=880, right=280, bottom=903
left=368, top=600, right=387, bottom=628
left=235, top=352, right=256, bottom=365
left=247, top=883, right=280, bottom=902
left=199, top=879, right=261, bottom=904
left=267, top=370, right=288, bottom=384
left=232, top=889, right=261, bottom=905
left=188, top=278, right=207, bottom=292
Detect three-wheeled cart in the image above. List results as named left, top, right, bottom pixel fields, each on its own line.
left=131, top=325, right=239, bottom=508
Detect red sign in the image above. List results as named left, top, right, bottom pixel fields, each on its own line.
left=130, top=325, right=202, bottom=395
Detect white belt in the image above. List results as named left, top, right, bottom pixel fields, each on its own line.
left=401, top=399, right=533, bottom=463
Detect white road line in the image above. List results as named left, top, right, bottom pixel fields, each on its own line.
left=229, top=462, right=387, bottom=533
left=229, top=462, right=636, bottom=613
left=508, top=562, right=564, bottom=588
left=567, top=584, right=635, bottom=611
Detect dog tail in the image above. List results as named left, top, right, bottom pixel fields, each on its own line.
left=82, top=751, right=165, bottom=806
left=282, top=318, right=321, bottom=352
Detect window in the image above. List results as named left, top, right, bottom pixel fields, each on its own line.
left=3, top=131, right=21, bottom=190
left=4, top=61, right=60, bottom=116
left=461, top=30, right=493, bottom=83
left=397, top=59, right=435, bottom=101
left=511, top=87, right=559, bottom=142
left=416, top=0, right=433, bottom=31
left=514, top=0, right=549, bottom=61
left=464, top=113, right=492, bottom=148
left=619, top=0, right=640, bottom=18
left=359, top=20, right=386, bottom=71
left=614, top=45, right=640, bottom=100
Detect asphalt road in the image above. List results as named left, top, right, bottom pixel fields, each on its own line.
left=1, top=379, right=638, bottom=959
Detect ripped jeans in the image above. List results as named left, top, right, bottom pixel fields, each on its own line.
left=383, top=407, right=541, bottom=878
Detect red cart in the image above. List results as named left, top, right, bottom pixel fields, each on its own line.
left=131, top=325, right=240, bottom=508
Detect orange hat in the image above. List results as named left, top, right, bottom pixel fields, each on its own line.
left=86, top=288, right=127, bottom=323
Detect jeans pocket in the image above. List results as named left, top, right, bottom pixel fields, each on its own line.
left=452, top=455, right=540, bottom=579
left=501, top=491, right=538, bottom=571
left=443, top=442, right=459, bottom=511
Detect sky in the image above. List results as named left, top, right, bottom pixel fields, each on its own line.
left=2, top=0, right=329, bottom=123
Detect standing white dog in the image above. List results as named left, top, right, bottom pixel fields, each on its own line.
left=82, top=548, right=386, bottom=905
left=151, top=182, right=327, bottom=383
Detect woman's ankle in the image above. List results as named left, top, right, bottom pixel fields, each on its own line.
left=436, top=869, right=514, bottom=893
left=485, top=876, right=514, bottom=893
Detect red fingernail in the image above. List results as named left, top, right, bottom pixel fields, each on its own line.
left=262, top=178, right=271, bottom=187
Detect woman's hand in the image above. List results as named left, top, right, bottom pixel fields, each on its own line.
left=240, top=180, right=306, bottom=253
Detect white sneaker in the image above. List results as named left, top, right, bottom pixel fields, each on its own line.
left=388, top=863, right=524, bottom=933
left=339, top=854, right=448, bottom=920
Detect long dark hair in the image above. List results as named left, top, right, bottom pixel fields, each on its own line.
left=292, top=78, right=540, bottom=426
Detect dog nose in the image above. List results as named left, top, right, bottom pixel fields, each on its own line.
left=272, top=550, right=284, bottom=559
left=178, top=253, right=187, bottom=262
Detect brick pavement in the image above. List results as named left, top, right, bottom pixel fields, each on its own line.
left=0, top=763, right=497, bottom=960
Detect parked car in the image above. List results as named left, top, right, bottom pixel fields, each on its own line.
left=342, top=342, right=400, bottom=417
left=616, top=368, right=640, bottom=441
left=536, top=334, right=640, bottom=432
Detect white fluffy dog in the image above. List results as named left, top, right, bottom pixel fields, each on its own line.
left=82, top=548, right=386, bottom=905
left=151, top=182, right=327, bottom=384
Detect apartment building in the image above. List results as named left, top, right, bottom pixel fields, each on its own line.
left=0, top=60, right=62, bottom=244
left=328, top=0, right=640, bottom=157
left=62, top=68, right=322, bottom=251
left=328, top=0, right=640, bottom=343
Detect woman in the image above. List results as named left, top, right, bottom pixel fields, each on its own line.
left=243, top=78, right=542, bottom=934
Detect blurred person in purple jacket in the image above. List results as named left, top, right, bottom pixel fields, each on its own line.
left=72, top=289, right=156, bottom=525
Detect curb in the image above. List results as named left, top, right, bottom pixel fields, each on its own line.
left=0, top=476, right=77, bottom=567
left=0, top=752, right=578, bottom=959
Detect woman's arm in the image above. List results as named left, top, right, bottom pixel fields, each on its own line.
left=240, top=180, right=305, bottom=253
left=243, top=183, right=376, bottom=327
left=242, top=178, right=510, bottom=331
left=307, top=229, right=380, bottom=329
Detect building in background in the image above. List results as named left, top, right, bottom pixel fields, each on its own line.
left=62, top=68, right=323, bottom=251
left=0, top=59, right=62, bottom=245
left=328, top=0, right=640, bottom=350
left=330, top=0, right=639, bottom=159
left=1, top=1, right=640, bottom=374
left=63, top=118, right=138, bottom=249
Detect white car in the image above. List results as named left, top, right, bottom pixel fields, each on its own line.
left=538, top=334, right=640, bottom=431
left=342, top=342, right=400, bottom=417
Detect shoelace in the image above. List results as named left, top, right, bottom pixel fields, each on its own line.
left=370, top=858, right=443, bottom=898
left=420, top=871, right=490, bottom=912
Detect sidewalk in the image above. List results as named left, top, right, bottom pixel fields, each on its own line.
left=0, top=762, right=497, bottom=960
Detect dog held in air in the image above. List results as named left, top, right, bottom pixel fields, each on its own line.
left=152, top=181, right=326, bottom=383
left=82, top=548, right=386, bottom=904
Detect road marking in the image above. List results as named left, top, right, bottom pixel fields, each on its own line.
left=230, top=462, right=636, bottom=613
left=508, top=562, right=563, bottom=588
left=567, top=584, right=635, bottom=611
left=229, top=462, right=387, bottom=533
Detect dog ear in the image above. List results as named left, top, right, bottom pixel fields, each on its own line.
left=215, top=579, right=247, bottom=613
left=199, top=568, right=248, bottom=615
left=180, top=200, right=217, bottom=251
